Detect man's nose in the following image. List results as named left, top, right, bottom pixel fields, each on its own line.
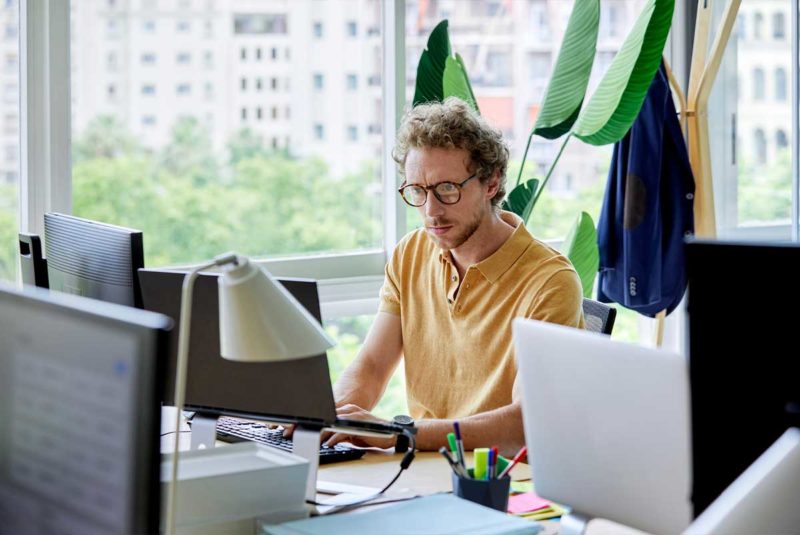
left=424, top=190, right=445, bottom=217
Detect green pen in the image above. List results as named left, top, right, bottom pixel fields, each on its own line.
left=447, top=432, right=460, bottom=465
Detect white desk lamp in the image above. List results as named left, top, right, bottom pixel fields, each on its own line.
left=164, top=252, right=334, bottom=535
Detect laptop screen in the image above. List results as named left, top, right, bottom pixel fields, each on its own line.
left=138, top=269, right=337, bottom=427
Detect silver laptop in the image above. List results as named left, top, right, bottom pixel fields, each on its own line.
left=513, top=318, right=692, bottom=535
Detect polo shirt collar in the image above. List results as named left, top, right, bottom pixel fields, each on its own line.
left=437, top=211, right=533, bottom=283
left=476, top=211, right=533, bottom=283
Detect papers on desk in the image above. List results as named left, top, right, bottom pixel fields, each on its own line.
left=262, top=494, right=542, bottom=535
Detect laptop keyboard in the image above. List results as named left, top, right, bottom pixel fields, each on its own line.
left=215, top=416, right=365, bottom=464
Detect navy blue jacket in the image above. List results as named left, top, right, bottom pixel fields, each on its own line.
left=596, top=63, right=695, bottom=317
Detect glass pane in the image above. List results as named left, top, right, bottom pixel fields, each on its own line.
left=0, top=0, right=18, bottom=282
left=712, top=0, right=793, bottom=237
left=404, top=0, right=644, bottom=240
left=325, top=313, right=407, bottom=419
left=70, top=0, right=384, bottom=267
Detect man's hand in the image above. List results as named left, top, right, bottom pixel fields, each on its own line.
left=321, top=404, right=397, bottom=449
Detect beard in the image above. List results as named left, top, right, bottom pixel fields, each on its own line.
left=427, top=207, right=484, bottom=250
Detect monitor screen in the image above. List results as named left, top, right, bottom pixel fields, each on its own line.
left=138, top=268, right=338, bottom=427
left=44, top=213, right=144, bottom=308
left=0, top=284, right=171, bottom=535
left=687, top=240, right=800, bottom=516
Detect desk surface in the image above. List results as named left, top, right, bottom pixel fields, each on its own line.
left=318, top=450, right=649, bottom=535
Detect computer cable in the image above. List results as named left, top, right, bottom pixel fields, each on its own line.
left=307, top=428, right=417, bottom=514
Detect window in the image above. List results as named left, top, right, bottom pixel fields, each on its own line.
left=176, top=83, right=191, bottom=95
left=710, top=0, right=794, bottom=240
left=176, top=20, right=190, bottom=33
left=256, top=48, right=262, bottom=61
left=346, top=73, right=357, bottom=90
left=241, top=77, right=247, bottom=91
left=141, top=52, right=156, bottom=65
left=313, top=21, right=323, bottom=38
left=142, top=115, right=156, bottom=126
left=107, top=84, right=116, bottom=100
left=753, top=12, right=763, bottom=40
left=776, top=129, right=788, bottom=150
left=177, top=52, right=191, bottom=64
left=241, top=107, right=247, bottom=120
left=204, top=51, right=213, bottom=67
left=271, top=77, right=278, bottom=90
left=347, top=125, right=358, bottom=141
left=347, top=20, right=357, bottom=37
left=143, top=19, right=155, bottom=32
left=240, top=47, right=246, bottom=60
left=772, top=12, right=785, bottom=39
left=256, top=107, right=262, bottom=120
left=313, top=123, right=324, bottom=140
left=0, top=0, right=18, bottom=282
left=754, top=129, right=767, bottom=165
left=271, top=47, right=277, bottom=60
left=141, top=84, right=156, bottom=95
left=106, top=51, right=118, bottom=70
left=775, top=67, right=787, bottom=101
left=313, top=73, right=323, bottom=90
left=234, top=13, right=287, bottom=34
left=271, top=106, right=277, bottom=119
left=256, top=78, right=263, bottom=91
left=753, top=67, right=765, bottom=100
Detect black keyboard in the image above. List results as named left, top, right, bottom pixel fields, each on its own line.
left=215, top=416, right=366, bottom=464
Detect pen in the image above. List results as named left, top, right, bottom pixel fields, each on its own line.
left=487, top=448, right=495, bottom=480
left=497, top=445, right=528, bottom=479
left=453, top=421, right=466, bottom=471
left=439, top=446, right=468, bottom=478
left=490, top=446, right=499, bottom=479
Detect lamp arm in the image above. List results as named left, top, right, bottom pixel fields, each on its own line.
left=165, top=254, right=239, bottom=535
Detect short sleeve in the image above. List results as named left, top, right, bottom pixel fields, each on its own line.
left=378, top=243, right=403, bottom=316
left=528, top=268, right=585, bottom=329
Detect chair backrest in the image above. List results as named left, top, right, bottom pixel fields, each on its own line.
left=582, top=298, right=617, bottom=335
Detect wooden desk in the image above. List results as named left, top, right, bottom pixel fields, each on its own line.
left=318, top=450, right=648, bottom=535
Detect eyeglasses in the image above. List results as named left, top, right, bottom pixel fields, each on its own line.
left=398, top=174, right=478, bottom=207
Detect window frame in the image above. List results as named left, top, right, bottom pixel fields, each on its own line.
left=19, top=0, right=407, bottom=321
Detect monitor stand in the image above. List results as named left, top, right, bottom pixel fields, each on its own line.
left=189, top=412, right=321, bottom=502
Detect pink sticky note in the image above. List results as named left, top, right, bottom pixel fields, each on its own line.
left=507, top=491, right=551, bottom=514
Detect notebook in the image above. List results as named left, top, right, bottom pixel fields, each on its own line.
left=261, top=494, right=542, bottom=535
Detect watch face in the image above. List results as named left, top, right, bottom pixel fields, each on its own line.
left=393, top=414, right=414, bottom=426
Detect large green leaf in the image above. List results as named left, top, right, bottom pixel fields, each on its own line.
left=573, top=0, right=674, bottom=145
left=413, top=20, right=451, bottom=107
left=562, top=211, right=599, bottom=298
left=501, top=179, right=540, bottom=223
left=532, top=0, right=600, bottom=139
left=443, top=53, right=480, bottom=113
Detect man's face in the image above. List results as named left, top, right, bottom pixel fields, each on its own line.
left=404, top=147, right=496, bottom=251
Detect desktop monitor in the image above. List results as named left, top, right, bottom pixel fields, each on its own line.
left=138, top=268, right=338, bottom=427
left=44, top=212, right=144, bottom=308
left=687, top=240, right=800, bottom=516
left=0, top=283, right=171, bottom=535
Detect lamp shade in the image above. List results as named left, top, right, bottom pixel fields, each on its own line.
left=217, top=256, right=334, bottom=362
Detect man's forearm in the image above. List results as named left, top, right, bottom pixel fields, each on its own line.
left=332, top=358, right=386, bottom=411
left=413, top=403, right=525, bottom=458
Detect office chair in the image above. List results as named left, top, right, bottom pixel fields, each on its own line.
left=582, top=298, right=617, bottom=335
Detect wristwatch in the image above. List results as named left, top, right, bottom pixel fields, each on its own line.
left=392, top=414, right=415, bottom=453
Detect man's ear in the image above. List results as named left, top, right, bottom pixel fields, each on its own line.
left=485, top=171, right=502, bottom=200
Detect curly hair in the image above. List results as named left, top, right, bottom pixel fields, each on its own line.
left=392, top=97, right=510, bottom=209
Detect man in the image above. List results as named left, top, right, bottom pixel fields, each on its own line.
left=323, top=98, right=584, bottom=456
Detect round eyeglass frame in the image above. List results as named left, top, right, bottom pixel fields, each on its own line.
left=397, top=173, right=478, bottom=207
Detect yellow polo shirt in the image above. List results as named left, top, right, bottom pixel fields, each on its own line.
left=380, top=211, right=584, bottom=420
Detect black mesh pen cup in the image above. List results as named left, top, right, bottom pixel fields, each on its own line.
left=451, top=469, right=511, bottom=512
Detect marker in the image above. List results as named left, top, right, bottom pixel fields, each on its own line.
left=487, top=448, right=495, bottom=480
left=490, top=446, right=499, bottom=479
left=453, top=421, right=466, bottom=471
left=447, top=432, right=460, bottom=466
left=498, top=446, right=528, bottom=479
left=474, top=448, right=489, bottom=480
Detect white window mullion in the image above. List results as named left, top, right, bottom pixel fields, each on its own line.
left=383, top=0, right=406, bottom=256
left=19, top=0, right=71, bottom=236
left=792, top=0, right=799, bottom=242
